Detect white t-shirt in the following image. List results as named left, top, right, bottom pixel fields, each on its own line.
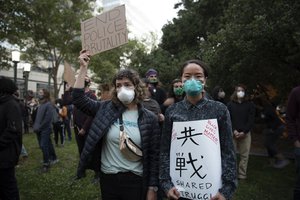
left=101, top=109, right=143, bottom=176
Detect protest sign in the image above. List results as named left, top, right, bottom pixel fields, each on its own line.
left=63, top=61, right=76, bottom=87
left=170, top=119, right=222, bottom=200
left=81, top=4, right=128, bottom=55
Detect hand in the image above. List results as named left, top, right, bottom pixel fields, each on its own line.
left=146, top=189, right=157, bottom=200
left=210, top=192, right=226, bottom=200
left=166, top=187, right=180, bottom=200
left=78, top=49, right=91, bottom=69
left=65, top=83, right=71, bottom=91
left=78, top=129, right=86, bottom=136
left=233, top=130, right=239, bottom=138
left=158, top=113, right=165, bottom=122
left=295, top=140, right=300, bottom=147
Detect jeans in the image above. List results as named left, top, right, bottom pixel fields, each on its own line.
left=53, top=122, right=65, bottom=145
left=294, top=147, right=300, bottom=200
left=263, top=125, right=285, bottom=157
left=36, top=129, right=57, bottom=166
left=100, top=172, right=143, bottom=200
left=0, top=167, right=20, bottom=200
left=64, top=119, right=72, bottom=141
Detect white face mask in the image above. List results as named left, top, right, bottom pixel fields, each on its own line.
left=117, top=86, right=135, bottom=104
left=218, top=91, right=225, bottom=98
left=237, top=91, right=245, bottom=98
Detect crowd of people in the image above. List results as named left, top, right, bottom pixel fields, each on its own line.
left=0, top=50, right=299, bottom=200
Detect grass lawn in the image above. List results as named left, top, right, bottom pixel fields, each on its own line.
left=16, top=132, right=295, bottom=200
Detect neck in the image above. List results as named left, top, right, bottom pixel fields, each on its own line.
left=186, top=93, right=203, bottom=105
left=126, top=103, right=138, bottom=110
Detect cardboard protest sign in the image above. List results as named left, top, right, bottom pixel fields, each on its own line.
left=170, top=119, right=222, bottom=200
left=81, top=4, right=128, bottom=55
left=63, top=61, right=76, bottom=87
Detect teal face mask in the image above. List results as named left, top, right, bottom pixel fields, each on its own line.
left=183, top=78, right=203, bottom=96
left=173, top=87, right=184, bottom=96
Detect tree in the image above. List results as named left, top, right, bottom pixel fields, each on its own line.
left=159, top=0, right=300, bottom=102
left=1, top=0, right=95, bottom=98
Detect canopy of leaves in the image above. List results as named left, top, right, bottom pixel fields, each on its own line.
left=159, top=0, right=300, bottom=102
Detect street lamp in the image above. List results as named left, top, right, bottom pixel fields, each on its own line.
left=12, top=50, right=20, bottom=84
left=48, top=56, right=53, bottom=91
left=23, top=63, right=31, bottom=104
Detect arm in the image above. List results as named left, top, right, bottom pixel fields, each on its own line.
left=286, top=88, right=300, bottom=143
left=244, top=102, right=256, bottom=133
left=72, top=50, right=99, bottom=117
left=81, top=93, right=97, bottom=132
left=217, top=106, right=237, bottom=199
left=159, top=106, right=180, bottom=199
left=146, top=112, right=161, bottom=200
left=0, top=101, right=22, bottom=150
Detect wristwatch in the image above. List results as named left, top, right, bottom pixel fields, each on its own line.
left=148, top=186, right=158, bottom=192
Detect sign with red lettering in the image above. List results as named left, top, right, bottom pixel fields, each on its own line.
left=170, top=119, right=222, bottom=200
left=81, top=4, right=128, bottom=55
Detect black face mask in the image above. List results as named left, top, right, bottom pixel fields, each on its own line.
left=37, top=94, right=44, bottom=100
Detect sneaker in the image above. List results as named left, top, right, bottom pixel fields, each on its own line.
left=41, top=166, right=49, bottom=173
left=273, top=159, right=290, bottom=169
left=50, top=159, right=59, bottom=165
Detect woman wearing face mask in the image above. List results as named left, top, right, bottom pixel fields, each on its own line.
left=227, top=84, right=255, bottom=180
left=162, top=79, right=185, bottom=113
left=159, top=60, right=237, bottom=200
left=72, top=50, right=161, bottom=200
left=212, top=86, right=227, bottom=104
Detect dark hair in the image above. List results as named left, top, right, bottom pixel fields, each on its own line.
left=111, top=69, right=145, bottom=104
left=0, top=76, right=18, bottom=95
left=41, top=88, right=50, bottom=101
left=168, top=79, right=182, bottom=98
left=180, top=59, right=209, bottom=78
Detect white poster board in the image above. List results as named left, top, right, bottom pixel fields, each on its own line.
left=170, top=119, right=222, bottom=200
left=81, top=4, right=128, bottom=55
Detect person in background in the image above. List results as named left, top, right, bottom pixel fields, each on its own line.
left=159, top=60, right=237, bottom=200
left=0, top=76, right=22, bottom=200
left=227, top=84, right=255, bottom=180
left=33, top=88, right=58, bottom=172
left=63, top=77, right=100, bottom=183
left=162, top=79, right=185, bottom=113
left=286, top=85, right=300, bottom=200
left=53, top=99, right=65, bottom=147
left=73, top=50, right=161, bottom=200
left=255, top=95, right=289, bottom=168
left=212, top=85, right=227, bottom=104
left=141, top=78, right=164, bottom=123
left=99, top=83, right=112, bottom=101
left=145, top=68, right=167, bottom=110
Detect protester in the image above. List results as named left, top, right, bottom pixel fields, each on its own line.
left=53, top=99, right=65, bottom=147
left=162, top=79, right=185, bottom=113
left=145, top=68, right=167, bottom=109
left=33, top=88, right=58, bottom=172
left=159, top=60, right=237, bottom=200
left=63, top=77, right=101, bottom=183
left=255, top=95, right=289, bottom=168
left=73, top=50, right=161, bottom=200
left=212, top=85, right=227, bottom=104
left=0, top=76, right=22, bottom=200
left=227, top=84, right=255, bottom=180
left=286, top=85, right=300, bottom=200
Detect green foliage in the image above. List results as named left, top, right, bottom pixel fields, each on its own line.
left=159, top=0, right=300, bottom=101
left=1, top=0, right=95, bottom=98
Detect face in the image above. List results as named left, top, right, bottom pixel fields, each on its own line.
left=181, top=63, right=206, bottom=85
left=173, top=81, right=183, bottom=89
left=115, top=78, right=135, bottom=91
left=236, top=86, right=245, bottom=93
